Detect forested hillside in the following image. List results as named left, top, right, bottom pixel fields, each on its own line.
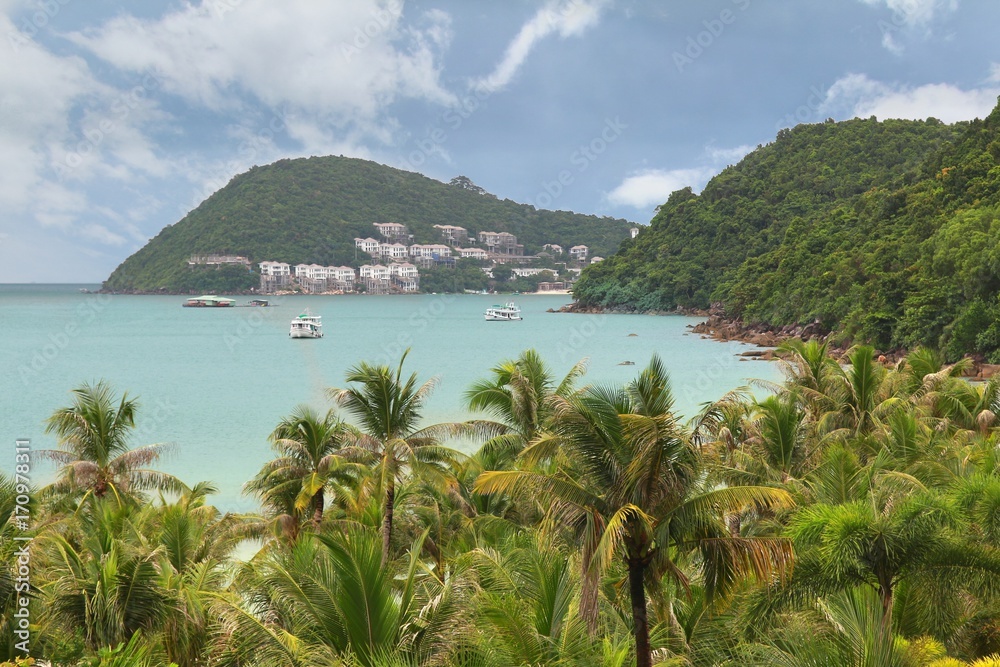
left=573, top=102, right=1000, bottom=360
left=103, top=156, right=633, bottom=292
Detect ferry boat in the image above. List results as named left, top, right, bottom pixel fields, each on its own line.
left=484, top=302, right=522, bottom=321
left=183, top=295, right=235, bottom=307
left=289, top=312, right=323, bottom=338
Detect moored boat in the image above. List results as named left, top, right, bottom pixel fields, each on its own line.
left=484, top=302, right=522, bottom=321
left=289, top=312, right=323, bottom=338
left=183, top=295, right=235, bottom=307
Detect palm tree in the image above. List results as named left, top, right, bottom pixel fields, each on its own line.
left=245, top=406, right=360, bottom=532
left=475, top=356, right=794, bottom=667
left=41, top=502, right=172, bottom=652
left=821, top=345, right=904, bottom=438
left=465, top=349, right=587, bottom=469
left=42, top=381, right=182, bottom=504
left=329, top=351, right=462, bottom=564
left=223, top=526, right=464, bottom=667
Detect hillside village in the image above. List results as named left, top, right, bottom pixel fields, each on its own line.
left=190, top=222, right=637, bottom=295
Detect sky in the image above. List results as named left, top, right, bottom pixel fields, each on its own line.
left=1, top=0, right=999, bottom=283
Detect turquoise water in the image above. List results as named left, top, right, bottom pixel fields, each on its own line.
left=0, top=285, right=779, bottom=512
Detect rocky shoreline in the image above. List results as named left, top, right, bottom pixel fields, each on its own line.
left=553, top=303, right=1000, bottom=380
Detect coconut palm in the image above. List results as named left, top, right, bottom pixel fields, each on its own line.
left=42, top=381, right=183, bottom=504
left=820, top=346, right=905, bottom=438
left=223, top=526, right=465, bottom=667
left=330, top=351, right=463, bottom=564
left=245, top=406, right=361, bottom=536
left=40, top=502, right=172, bottom=652
left=475, top=356, right=794, bottom=667
left=465, top=349, right=587, bottom=469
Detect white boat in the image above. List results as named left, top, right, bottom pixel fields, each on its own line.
left=289, top=312, right=323, bottom=338
left=484, top=302, right=522, bottom=321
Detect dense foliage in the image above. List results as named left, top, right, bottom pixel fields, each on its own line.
left=103, top=156, right=633, bottom=293
left=574, top=101, right=1000, bottom=360
left=8, top=344, right=1000, bottom=666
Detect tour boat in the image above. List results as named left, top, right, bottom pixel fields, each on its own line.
left=183, top=295, right=235, bottom=307
left=484, top=302, right=522, bottom=321
left=289, top=312, right=323, bottom=338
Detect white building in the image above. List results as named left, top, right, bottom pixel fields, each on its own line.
left=389, top=262, right=419, bottom=278
left=294, top=263, right=311, bottom=279
left=630, top=227, right=640, bottom=239
left=354, top=237, right=381, bottom=255
left=542, top=243, right=563, bottom=255
left=373, top=222, right=408, bottom=240
left=379, top=242, right=409, bottom=260
left=512, top=267, right=549, bottom=278
left=259, top=261, right=290, bottom=276
left=433, top=224, right=468, bottom=245
left=359, top=264, right=390, bottom=280
left=569, top=245, right=589, bottom=261
left=590, top=256, right=604, bottom=264
left=456, top=247, right=488, bottom=260
left=409, top=244, right=452, bottom=259
left=329, top=266, right=356, bottom=283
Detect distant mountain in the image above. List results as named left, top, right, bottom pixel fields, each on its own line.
left=103, top=156, right=634, bottom=293
left=573, top=101, right=1000, bottom=361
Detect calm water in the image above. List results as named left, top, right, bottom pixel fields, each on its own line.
left=0, top=285, right=779, bottom=512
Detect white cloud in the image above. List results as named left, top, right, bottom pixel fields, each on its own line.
left=473, top=0, right=610, bottom=93
left=68, top=0, right=455, bottom=141
left=606, top=167, right=715, bottom=209
left=858, top=0, right=958, bottom=26
left=858, top=0, right=958, bottom=52
left=820, top=73, right=1000, bottom=123
left=706, top=144, right=754, bottom=166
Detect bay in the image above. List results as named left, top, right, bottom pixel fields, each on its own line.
left=0, top=284, right=779, bottom=512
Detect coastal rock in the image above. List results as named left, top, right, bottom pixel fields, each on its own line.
left=979, top=364, right=1000, bottom=379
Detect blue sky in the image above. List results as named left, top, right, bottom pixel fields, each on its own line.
left=1, top=0, right=998, bottom=282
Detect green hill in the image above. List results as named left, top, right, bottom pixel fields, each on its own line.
left=573, top=100, right=1000, bottom=361
left=103, top=156, right=634, bottom=293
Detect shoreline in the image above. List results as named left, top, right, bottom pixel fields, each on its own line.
left=558, top=303, right=1000, bottom=380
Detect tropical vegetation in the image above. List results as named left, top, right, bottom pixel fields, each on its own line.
left=573, top=99, right=1000, bottom=361
left=7, top=344, right=1000, bottom=666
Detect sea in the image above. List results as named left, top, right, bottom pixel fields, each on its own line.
left=0, top=285, right=780, bottom=513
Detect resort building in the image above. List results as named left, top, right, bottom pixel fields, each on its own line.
left=630, top=227, right=640, bottom=239
left=389, top=262, right=419, bottom=292
left=455, top=247, right=488, bottom=260
left=433, top=224, right=469, bottom=246
left=569, top=245, right=589, bottom=262
left=542, top=244, right=563, bottom=255
left=379, top=242, right=409, bottom=261
left=188, top=254, right=251, bottom=268
left=590, top=256, right=604, bottom=264
left=354, top=237, right=381, bottom=256
left=512, top=267, right=550, bottom=278
left=373, top=222, right=409, bottom=241
left=359, top=264, right=391, bottom=280
left=537, top=281, right=567, bottom=291
left=478, top=231, right=521, bottom=255
left=409, top=244, right=452, bottom=259
left=259, top=261, right=292, bottom=291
